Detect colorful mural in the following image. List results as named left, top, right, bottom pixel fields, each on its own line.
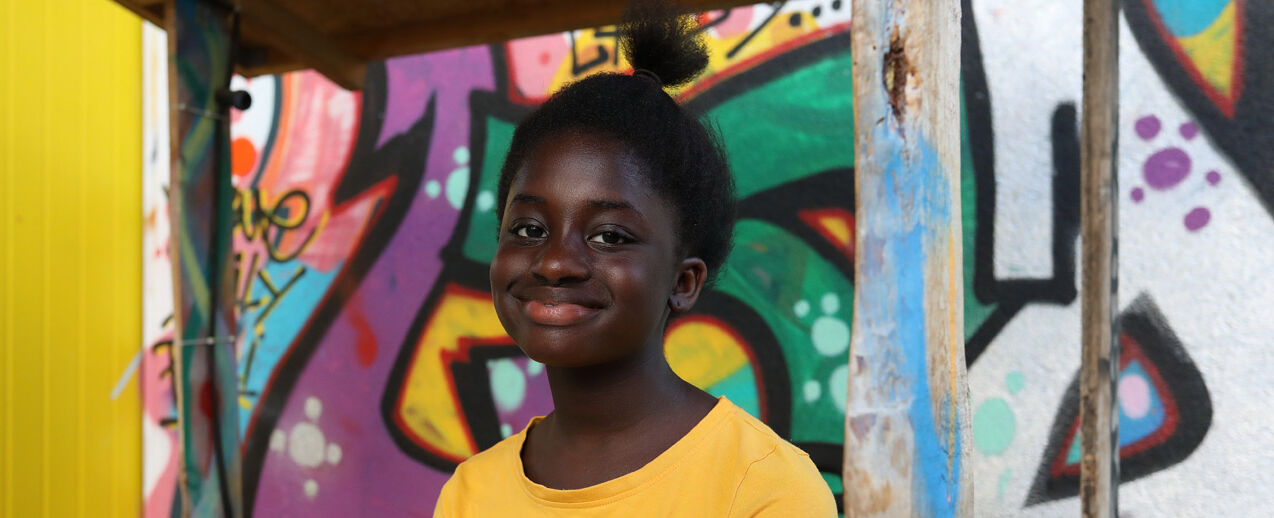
left=141, top=0, right=1274, bottom=516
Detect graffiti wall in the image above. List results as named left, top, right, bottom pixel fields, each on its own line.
left=966, top=0, right=1274, bottom=515
left=140, top=0, right=1274, bottom=516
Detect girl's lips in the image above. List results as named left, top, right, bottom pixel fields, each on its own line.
left=522, top=300, right=600, bottom=326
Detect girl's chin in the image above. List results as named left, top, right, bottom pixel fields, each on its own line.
left=516, top=340, right=627, bottom=369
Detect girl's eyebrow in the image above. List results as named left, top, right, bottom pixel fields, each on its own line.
left=589, top=199, right=640, bottom=216
left=510, top=193, right=546, bottom=205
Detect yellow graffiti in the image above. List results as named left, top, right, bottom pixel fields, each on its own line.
left=395, top=285, right=511, bottom=462
left=1178, top=1, right=1238, bottom=100
left=663, top=316, right=750, bottom=389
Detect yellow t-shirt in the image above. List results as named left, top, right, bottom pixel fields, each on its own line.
left=433, top=397, right=837, bottom=517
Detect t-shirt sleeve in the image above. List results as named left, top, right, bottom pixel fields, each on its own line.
left=727, top=447, right=838, bottom=517
left=433, top=473, right=458, bottom=518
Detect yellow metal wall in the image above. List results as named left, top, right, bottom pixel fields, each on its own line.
left=1, top=0, right=143, bottom=516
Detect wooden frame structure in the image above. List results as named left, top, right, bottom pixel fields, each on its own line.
left=119, top=0, right=1125, bottom=515
left=844, top=0, right=971, bottom=515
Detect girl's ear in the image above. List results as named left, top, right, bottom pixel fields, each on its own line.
left=668, top=258, right=708, bottom=313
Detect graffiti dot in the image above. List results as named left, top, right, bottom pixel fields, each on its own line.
left=829, top=364, right=849, bottom=413
left=1134, top=115, right=1160, bottom=140
left=305, top=397, right=322, bottom=420
left=288, top=422, right=327, bottom=468
left=538, top=51, right=550, bottom=65
left=1179, top=122, right=1198, bottom=140
left=788, top=12, right=801, bottom=27
left=793, top=300, right=810, bottom=318
left=501, top=424, right=513, bottom=437
left=973, top=398, right=1015, bottom=456
left=1119, top=373, right=1151, bottom=419
left=1206, top=170, right=1221, bottom=185
left=820, top=292, right=840, bottom=314
left=1144, top=147, right=1191, bottom=190
left=804, top=380, right=821, bottom=402
left=445, top=167, right=469, bottom=210
left=812, top=6, right=821, bottom=17
left=270, top=430, right=286, bottom=451
left=1131, top=187, right=1144, bottom=203
left=304, top=479, right=318, bottom=499
left=326, top=443, right=342, bottom=465
left=812, top=316, right=850, bottom=356
left=998, top=468, right=1012, bottom=500
left=1006, top=371, right=1024, bottom=394
left=476, top=190, right=495, bottom=212
left=489, top=358, right=527, bottom=412
left=231, top=137, right=258, bottom=178
left=832, top=0, right=842, bottom=9
left=526, top=359, right=544, bottom=376
left=1184, top=207, right=1211, bottom=231
left=425, top=180, right=441, bottom=199
left=453, top=146, right=470, bottom=165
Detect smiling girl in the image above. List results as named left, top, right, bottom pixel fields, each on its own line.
left=432, top=2, right=837, bottom=516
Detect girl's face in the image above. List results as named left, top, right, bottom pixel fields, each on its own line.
left=490, top=131, right=702, bottom=367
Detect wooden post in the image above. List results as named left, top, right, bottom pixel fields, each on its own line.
left=1079, top=0, right=1120, bottom=516
left=166, top=0, right=242, bottom=515
left=844, top=0, right=970, bottom=516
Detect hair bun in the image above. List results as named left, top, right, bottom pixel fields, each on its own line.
left=620, top=0, right=710, bottom=88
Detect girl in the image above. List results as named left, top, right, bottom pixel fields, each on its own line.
left=434, top=3, right=837, bottom=516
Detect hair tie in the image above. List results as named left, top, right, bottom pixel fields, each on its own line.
left=632, top=68, right=663, bottom=86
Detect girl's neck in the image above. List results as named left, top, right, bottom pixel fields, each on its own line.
left=541, top=342, right=710, bottom=440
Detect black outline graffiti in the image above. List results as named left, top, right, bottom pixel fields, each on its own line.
left=959, top=0, right=1083, bottom=364
left=1026, top=294, right=1213, bottom=506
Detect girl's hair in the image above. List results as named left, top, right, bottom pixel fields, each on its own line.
left=495, top=1, right=737, bottom=285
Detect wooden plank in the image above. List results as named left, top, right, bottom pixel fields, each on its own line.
left=113, top=0, right=165, bottom=26
left=236, top=0, right=753, bottom=79
left=843, top=0, right=970, bottom=516
left=238, top=0, right=366, bottom=90
left=165, top=0, right=242, bottom=515
left=1079, top=0, right=1121, bottom=516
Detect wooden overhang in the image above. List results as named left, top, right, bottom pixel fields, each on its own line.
left=114, top=0, right=756, bottom=90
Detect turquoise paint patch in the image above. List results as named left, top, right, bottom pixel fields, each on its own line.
left=997, top=468, right=1012, bottom=500
left=706, top=366, right=760, bottom=418
left=462, top=115, right=516, bottom=264
left=1006, top=371, right=1025, bottom=394
left=1065, top=432, right=1082, bottom=465
left=1151, top=0, right=1229, bottom=37
left=488, top=358, right=527, bottom=412
left=973, top=398, right=1015, bottom=455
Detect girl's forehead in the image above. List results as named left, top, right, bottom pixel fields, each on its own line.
left=512, top=133, right=664, bottom=211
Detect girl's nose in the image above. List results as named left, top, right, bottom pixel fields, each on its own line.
left=531, top=233, right=590, bottom=285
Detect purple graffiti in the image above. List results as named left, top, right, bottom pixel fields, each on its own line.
left=1144, top=147, right=1191, bottom=190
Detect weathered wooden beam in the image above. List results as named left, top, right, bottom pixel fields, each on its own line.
left=1079, top=0, right=1121, bottom=516
left=844, top=0, right=970, bottom=516
left=236, top=0, right=754, bottom=79
left=113, top=0, right=164, bottom=26
left=237, top=0, right=367, bottom=90
left=166, top=0, right=242, bottom=515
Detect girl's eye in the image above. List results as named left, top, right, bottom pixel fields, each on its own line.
left=589, top=231, right=631, bottom=245
left=512, top=224, right=547, bottom=239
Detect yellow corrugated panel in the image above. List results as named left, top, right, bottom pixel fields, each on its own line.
left=1, top=0, right=142, bottom=516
